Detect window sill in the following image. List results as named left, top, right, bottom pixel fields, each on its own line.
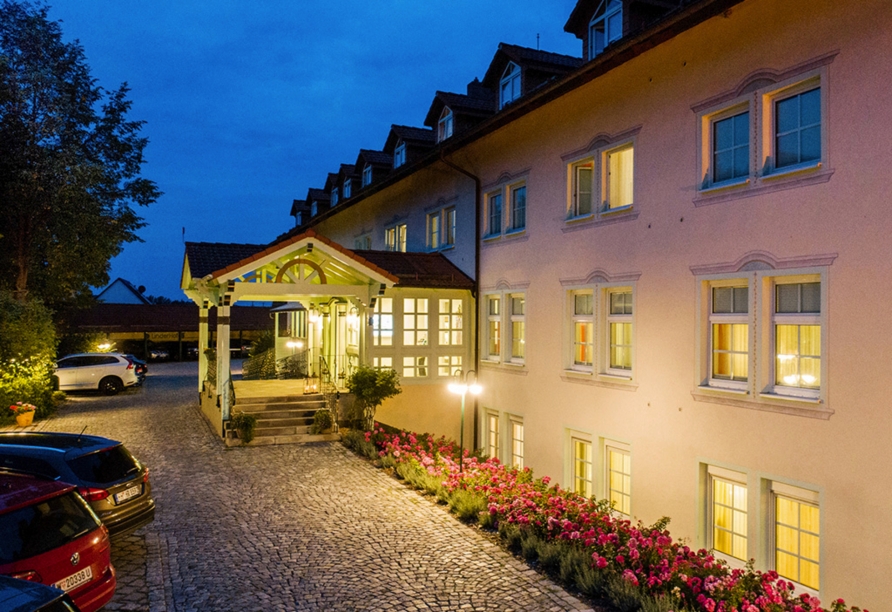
left=698, top=177, right=750, bottom=194
left=505, top=227, right=526, bottom=238
left=761, top=161, right=822, bottom=181
left=693, top=165, right=833, bottom=208
left=559, top=372, right=638, bottom=391
left=565, top=213, right=595, bottom=225
left=698, top=384, right=748, bottom=396
left=691, top=388, right=832, bottom=420
left=562, top=209, right=639, bottom=234
left=480, top=361, right=528, bottom=375
left=601, top=204, right=633, bottom=216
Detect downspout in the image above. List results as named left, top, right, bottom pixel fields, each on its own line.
left=438, top=152, right=481, bottom=451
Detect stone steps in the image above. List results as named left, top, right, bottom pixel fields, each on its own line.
left=230, top=392, right=335, bottom=445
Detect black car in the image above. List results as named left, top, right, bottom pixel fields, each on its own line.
left=0, top=574, right=82, bottom=612
left=0, top=432, right=155, bottom=539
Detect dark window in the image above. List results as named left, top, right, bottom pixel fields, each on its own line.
left=776, top=88, right=821, bottom=168
left=0, top=492, right=100, bottom=563
left=0, top=454, right=60, bottom=480
left=67, top=445, right=139, bottom=485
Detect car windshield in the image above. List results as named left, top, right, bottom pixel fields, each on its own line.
left=66, top=445, right=140, bottom=485
left=0, top=492, right=100, bottom=563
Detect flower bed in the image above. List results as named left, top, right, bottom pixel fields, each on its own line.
left=342, top=425, right=866, bottom=612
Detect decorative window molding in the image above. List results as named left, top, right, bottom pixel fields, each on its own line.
left=693, top=55, right=836, bottom=206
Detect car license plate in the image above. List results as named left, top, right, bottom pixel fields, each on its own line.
left=114, top=484, right=141, bottom=504
left=55, top=565, right=93, bottom=592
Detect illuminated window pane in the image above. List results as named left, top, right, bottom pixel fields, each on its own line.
left=607, top=446, right=631, bottom=516
left=437, top=355, right=461, bottom=377
left=775, top=494, right=820, bottom=590
left=775, top=324, right=820, bottom=388
left=486, top=413, right=500, bottom=459
left=712, top=477, right=747, bottom=560
left=372, top=298, right=393, bottom=346
left=438, top=299, right=463, bottom=346
left=606, top=145, right=633, bottom=209
left=510, top=420, right=524, bottom=468
left=573, top=438, right=592, bottom=497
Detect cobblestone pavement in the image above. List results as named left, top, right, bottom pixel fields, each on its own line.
left=25, top=362, right=594, bottom=611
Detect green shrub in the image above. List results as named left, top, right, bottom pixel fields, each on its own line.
left=381, top=455, right=397, bottom=469
left=605, top=574, right=645, bottom=612
left=499, top=522, right=522, bottom=552
left=0, top=292, right=57, bottom=419
left=311, top=409, right=333, bottom=433
left=448, top=488, right=487, bottom=522
left=478, top=510, right=495, bottom=530
left=520, top=530, right=540, bottom=561
left=346, top=365, right=401, bottom=430
left=639, top=594, right=692, bottom=612
left=559, top=547, right=591, bottom=588
left=229, top=412, right=258, bottom=444
left=536, top=539, right=564, bottom=576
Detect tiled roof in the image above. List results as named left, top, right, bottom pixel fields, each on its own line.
left=323, top=172, right=339, bottom=191
left=357, top=149, right=392, bottom=167
left=482, top=43, right=582, bottom=87
left=69, top=303, right=272, bottom=333
left=185, top=242, right=267, bottom=279
left=424, top=90, right=495, bottom=126
left=384, top=125, right=436, bottom=154
left=338, top=163, right=357, bottom=177
left=353, top=250, right=475, bottom=290
left=290, top=199, right=308, bottom=216
left=307, top=187, right=330, bottom=202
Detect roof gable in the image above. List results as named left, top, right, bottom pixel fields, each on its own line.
left=481, top=43, right=582, bottom=89
left=383, top=125, right=436, bottom=154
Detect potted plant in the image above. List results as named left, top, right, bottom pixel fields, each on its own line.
left=311, top=409, right=333, bottom=434
left=229, top=411, right=257, bottom=444
left=10, top=402, right=37, bottom=427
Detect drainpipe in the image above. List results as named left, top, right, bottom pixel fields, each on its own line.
left=438, top=152, right=481, bottom=451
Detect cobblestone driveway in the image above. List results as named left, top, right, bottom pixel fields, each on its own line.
left=27, top=362, right=593, bottom=611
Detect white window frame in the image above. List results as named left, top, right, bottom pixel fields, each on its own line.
left=343, top=178, right=352, bottom=199
left=402, top=355, right=428, bottom=378
left=438, top=107, right=453, bottom=142
left=499, top=62, right=521, bottom=109
left=372, top=356, right=393, bottom=371
left=484, top=294, right=501, bottom=362
left=509, top=416, right=524, bottom=469
left=330, top=187, right=339, bottom=206
left=705, top=103, right=752, bottom=189
left=402, top=298, right=429, bottom=346
left=371, top=297, right=394, bottom=347
left=707, top=465, right=749, bottom=565
left=602, top=286, right=633, bottom=378
left=437, top=298, right=463, bottom=347
left=603, top=440, right=631, bottom=517
left=427, top=206, right=456, bottom=251
left=508, top=182, right=526, bottom=232
left=708, top=281, right=751, bottom=391
left=354, top=233, right=372, bottom=250
left=437, top=355, right=462, bottom=377
left=769, top=278, right=821, bottom=400
left=589, top=0, right=623, bottom=59
left=426, top=211, right=441, bottom=250
left=486, top=190, right=503, bottom=237
left=569, top=433, right=593, bottom=498
left=765, top=79, right=822, bottom=175
left=385, top=223, right=407, bottom=252
left=508, top=293, right=525, bottom=365
left=394, top=141, right=406, bottom=168
left=568, top=158, right=595, bottom=219
left=362, top=164, right=373, bottom=187
left=770, top=481, right=821, bottom=595
left=443, top=206, right=456, bottom=247
left=569, top=290, right=594, bottom=372
left=485, top=410, right=500, bottom=461
left=602, top=142, right=634, bottom=212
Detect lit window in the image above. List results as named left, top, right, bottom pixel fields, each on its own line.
left=710, top=285, right=749, bottom=386
left=604, top=144, right=633, bottom=210
left=397, top=223, right=407, bottom=252
left=709, top=466, right=748, bottom=561
left=486, top=411, right=500, bottom=460
left=713, top=111, right=750, bottom=183
left=570, top=159, right=594, bottom=217
left=571, top=292, right=593, bottom=369
left=500, top=62, right=521, bottom=109
left=402, top=356, right=428, bottom=378
left=486, top=296, right=501, bottom=360
left=362, top=164, right=373, bottom=187
left=509, top=417, right=524, bottom=469
left=444, top=207, right=456, bottom=246
left=509, top=295, right=525, bottom=363
left=427, top=212, right=441, bottom=250
left=589, top=0, right=622, bottom=58
left=385, top=224, right=407, bottom=252
left=773, top=482, right=820, bottom=591
left=606, top=290, right=632, bottom=374
left=775, top=88, right=820, bottom=169
left=331, top=187, right=339, bottom=206
left=372, top=298, right=393, bottom=347
left=774, top=282, right=821, bottom=391
left=438, top=107, right=453, bottom=142
left=343, top=179, right=352, bottom=199
left=372, top=356, right=392, bottom=371
left=402, top=298, right=429, bottom=346
left=437, top=355, right=461, bottom=377
left=572, top=437, right=593, bottom=497
left=438, top=299, right=463, bottom=346
left=509, top=184, right=526, bottom=231
left=487, top=191, right=502, bottom=236
left=394, top=142, right=406, bottom=168
left=605, top=444, right=631, bottom=516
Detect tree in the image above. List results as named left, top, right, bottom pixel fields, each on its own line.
left=0, top=289, right=56, bottom=417
left=0, top=1, right=160, bottom=306
left=346, top=365, right=401, bottom=430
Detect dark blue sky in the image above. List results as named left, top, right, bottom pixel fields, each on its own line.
left=48, top=1, right=581, bottom=299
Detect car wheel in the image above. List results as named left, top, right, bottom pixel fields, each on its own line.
left=99, top=376, right=123, bottom=395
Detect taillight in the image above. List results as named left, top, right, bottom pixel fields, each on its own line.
left=126, top=358, right=134, bottom=370
left=78, top=486, right=110, bottom=501
left=11, top=570, right=42, bottom=582
left=143, top=468, right=150, bottom=483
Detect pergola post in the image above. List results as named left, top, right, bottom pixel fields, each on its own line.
left=198, top=301, right=209, bottom=391
left=216, top=294, right=232, bottom=422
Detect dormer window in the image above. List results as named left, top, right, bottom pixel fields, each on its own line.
left=438, top=108, right=454, bottom=142
left=590, top=0, right=623, bottom=59
left=394, top=142, right=406, bottom=168
left=362, top=164, right=373, bottom=187
left=500, top=62, right=522, bottom=109
left=344, top=179, right=352, bottom=199
left=331, top=187, right=339, bottom=206
left=295, top=212, right=303, bottom=226
left=310, top=202, right=318, bottom=216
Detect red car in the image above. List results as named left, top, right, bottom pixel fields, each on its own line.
left=0, top=471, right=115, bottom=612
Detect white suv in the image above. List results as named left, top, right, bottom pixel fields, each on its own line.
left=54, top=353, right=140, bottom=395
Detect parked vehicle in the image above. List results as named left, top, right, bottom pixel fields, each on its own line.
left=0, top=471, right=115, bottom=612
left=0, top=432, right=155, bottom=539
left=148, top=348, right=169, bottom=361
left=54, top=354, right=139, bottom=395
left=122, top=355, right=147, bottom=382
left=0, top=574, right=82, bottom=611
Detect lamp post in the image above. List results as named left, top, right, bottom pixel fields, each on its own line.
left=448, top=370, right=482, bottom=473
